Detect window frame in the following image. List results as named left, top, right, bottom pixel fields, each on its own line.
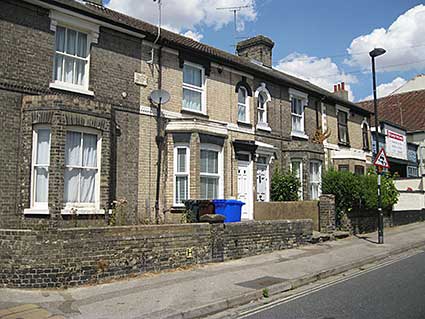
left=27, top=125, right=52, bottom=214
left=254, top=83, right=272, bottom=131
left=362, top=122, right=370, bottom=150
left=237, top=86, right=250, bottom=124
left=337, top=106, right=350, bottom=145
left=182, top=61, right=206, bottom=114
left=290, top=159, right=303, bottom=200
left=173, top=144, right=190, bottom=207
left=49, top=11, right=98, bottom=96
left=309, top=160, right=322, bottom=200
left=200, top=144, right=223, bottom=199
left=62, top=126, right=102, bottom=212
left=289, top=88, right=308, bottom=139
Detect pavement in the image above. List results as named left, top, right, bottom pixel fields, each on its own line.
left=1, top=222, right=425, bottom=319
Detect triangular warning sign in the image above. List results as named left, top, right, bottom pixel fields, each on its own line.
left=373, top=147, right=390, bottom=168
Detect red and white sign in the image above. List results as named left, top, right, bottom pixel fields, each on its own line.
left=385, top=128, right=407, bottom=160
left=374, top=148, right=390, bottom=169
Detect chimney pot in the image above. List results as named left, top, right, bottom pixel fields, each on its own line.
left=334, top=84, right=338, bottom=92
left=341, top=82, right=345, bottom=91
left=337, top=83, right=341, bottom=91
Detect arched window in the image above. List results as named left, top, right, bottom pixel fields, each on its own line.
left=255, top=83, right=271, bottom=130
left=238, top=87, right=248, bottom=123
left=362, top=122, right=370, bottom=150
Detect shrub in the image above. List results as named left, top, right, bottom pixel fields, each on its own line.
left=271, top=169, right=301, bottom=201
left=322, top=168, right=399, bottom=216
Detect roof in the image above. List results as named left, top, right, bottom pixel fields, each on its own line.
left=358, top=89, right=425, bottom=132
left=39, top=0, right=370, bottom=114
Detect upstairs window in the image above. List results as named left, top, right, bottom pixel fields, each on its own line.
left=291, top=97, right=304, bottom=133
left=64, top=129, right=100, bottom=209
left=183, top=63, right=205, bottom=113
left=54, top=26, right=89, bottom=88
left=258, top=92, right=268, bottom=124
left=238, top=87, right=249, bottom=123
left=289, top=88, right=308, bottom=138
left=362, top=124, right=370, bottom=150
left=337, top=110, right=349, bottom=145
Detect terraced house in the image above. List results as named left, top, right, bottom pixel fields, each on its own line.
left=0, top=0, right=372, bottom=228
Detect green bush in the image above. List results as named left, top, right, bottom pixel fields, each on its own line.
left=271, top=169, right=301, bottom=201
left=322, top=168, right=399, bottom=216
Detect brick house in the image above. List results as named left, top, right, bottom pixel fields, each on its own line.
left=0, top=0, right=371, bottom=228
left=323, top=83, right=373, bottom=175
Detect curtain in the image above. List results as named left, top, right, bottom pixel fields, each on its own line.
left=177, top=148, right=186, bottom=173
left=55, top=26, right=65, bottom=52
left=66, top=132, right=81, bottom=166
left=176, top=176, right=188, bottom=203
left=183, top=65, right=202, bottom=87
left=77, top=32, right=87, bottom=58
left=35, top=167, right=48, bottom=203
left=64, top=168, right=79, bottom=203
left=66, top=29, right=76, bottom=55
left=36, top=129, right=50, bottom=165
left=183, top=89, right=201, bottom=111
left=81, top=169, right=95, bottom=203
left=83, top=134, right=97, bottom=167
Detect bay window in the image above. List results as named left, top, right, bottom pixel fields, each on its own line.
left=174, top=145, right=190, bottom=206
left=200, top=145, right=222, bottom=199
left=291, top=159, right=303, bottom=200
left=310, top=161, right=322, bottom=200
left=183, top=63, right=205, bottom=113
left=29, top=127, right=51, bottom=212
left=64, top=129, right=100, bottom=209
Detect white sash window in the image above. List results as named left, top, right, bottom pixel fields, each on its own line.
left=310, top=160, right=322, bottom=200
left=174, top=145, right=190, bottom=206
left=183, top=63, right=205, bottom=113
left=200, top=145, right=223, bottom=199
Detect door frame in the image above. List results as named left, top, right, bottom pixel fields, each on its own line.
left=237, top=151, right=253, bottom=220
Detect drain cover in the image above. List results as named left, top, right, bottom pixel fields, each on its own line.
left=236, top=276, right=287, bottom=289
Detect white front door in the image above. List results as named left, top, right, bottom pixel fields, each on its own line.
left=237, top=154, right=253, bottom=220
left=256, top=156, right=269, bottom=202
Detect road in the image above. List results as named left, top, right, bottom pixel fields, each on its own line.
left=242, top=250, right=425, bottom=319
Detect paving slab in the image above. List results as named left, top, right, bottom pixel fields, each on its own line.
left=1, top=223, right=425, bottom=319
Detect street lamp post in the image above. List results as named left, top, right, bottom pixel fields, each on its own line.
left=369, top=47, right=386, bottom=244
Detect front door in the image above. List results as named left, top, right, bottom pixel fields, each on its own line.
left=256, top=156, right=269, bottom=202
left=237, top=154, right=253, bottom=220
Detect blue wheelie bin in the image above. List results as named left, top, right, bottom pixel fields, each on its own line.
left=212, top=199, right=245, bottom=223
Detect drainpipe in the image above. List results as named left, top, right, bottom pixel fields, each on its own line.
left=154, top=45, right=163, bottom=224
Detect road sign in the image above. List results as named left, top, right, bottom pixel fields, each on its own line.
left=373, top=147, right=390, bottom=168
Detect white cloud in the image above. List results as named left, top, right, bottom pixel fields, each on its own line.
left=107, top=0, right=256, bottom=36
left=346, top=5, right=425, bottom=72
left=275, top=53, right=358, bottom=101
left=360, top=77, right=407, bottom=101
left=182, top=30, right=204, bottom=42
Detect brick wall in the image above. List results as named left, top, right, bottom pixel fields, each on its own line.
left=0, top=220, right=312, bottom=288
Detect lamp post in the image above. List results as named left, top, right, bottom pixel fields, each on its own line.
left=369, top=47, right=386, bottom=244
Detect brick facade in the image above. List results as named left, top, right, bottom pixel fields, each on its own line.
left=0, top=0, right=371, bottom=228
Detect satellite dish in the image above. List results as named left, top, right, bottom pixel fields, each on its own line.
left=150, top=89, right=170, bottom=105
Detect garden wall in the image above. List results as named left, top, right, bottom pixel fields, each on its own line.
left=0, top=220, right=312, bottom=288
left=254, top=201, right=319, bottom=231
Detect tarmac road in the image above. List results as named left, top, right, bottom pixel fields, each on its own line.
left=243, top=249, right=425, bottom=319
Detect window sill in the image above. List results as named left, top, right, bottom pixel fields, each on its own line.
left=181, top=109, right=209, bottom=118
left=61, top=208, right=106, bottom=215
left=291, top=131, right=309, bottom=140
left=256, top=123, right=272, bottom=132
left=50, top=82, right=94, bottom=96
left=338, top=142, right=351, bottom=148
left=237, top=121, right=252, bottom=128
left=24, top=208, right=50, bottom=215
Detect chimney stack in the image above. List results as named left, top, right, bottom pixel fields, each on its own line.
left=236, top=35, right=275, bottom=68
left=85, top=0, right=103, bottom=6
left=333, top=81, right=349, bottom=101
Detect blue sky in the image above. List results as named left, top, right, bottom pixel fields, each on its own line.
left=105, top=0, right=425, bottom=101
